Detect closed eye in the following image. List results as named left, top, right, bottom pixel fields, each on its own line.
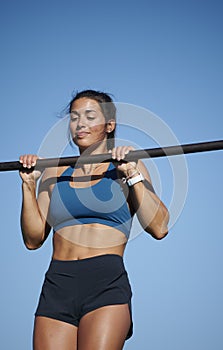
left=85, top=109, right=97, bottom=120
left=70, top=109, right=97, bottom=122
left=70, top=116, right=78, bottom=122
left=70, top=111, right=79, bottom=121
left=87, top=116, right=95, bottom=121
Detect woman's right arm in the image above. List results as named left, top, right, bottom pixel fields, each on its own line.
left=20, top=155, right=51, bottom=250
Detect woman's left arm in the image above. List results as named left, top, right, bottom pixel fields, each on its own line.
left=111, top=146, right=169, bottom=240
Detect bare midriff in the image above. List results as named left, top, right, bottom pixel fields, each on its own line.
left=52, top=223, right=127, bottom=260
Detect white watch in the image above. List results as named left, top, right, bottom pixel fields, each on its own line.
left=126, top=173, right=144, bottom=187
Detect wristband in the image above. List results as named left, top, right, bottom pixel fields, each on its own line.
left=126, top=173, right=144, bottom=187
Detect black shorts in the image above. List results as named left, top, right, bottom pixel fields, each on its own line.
left=35, top=254, right=133, bottom=339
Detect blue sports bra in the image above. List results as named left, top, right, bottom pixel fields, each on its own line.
left=49, top=163, right=133, bottom=238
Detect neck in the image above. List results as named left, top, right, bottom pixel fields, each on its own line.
left=80, top=163, right=104, bottom=175
left=78, top=141, right=109, bottom=175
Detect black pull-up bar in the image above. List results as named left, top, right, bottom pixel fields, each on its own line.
left=0, top=140, right=222, bottom=172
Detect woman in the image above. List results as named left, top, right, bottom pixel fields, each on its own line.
left=19, top=90, right=169, bottom=350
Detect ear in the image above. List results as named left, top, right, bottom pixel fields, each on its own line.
left=105, top=119, right=116, bottom=133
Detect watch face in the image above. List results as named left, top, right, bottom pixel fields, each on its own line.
left=127, top=174, right=144, bottom=186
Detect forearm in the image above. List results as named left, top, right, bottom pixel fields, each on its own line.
left=21, top=181, right=46, bottom=249
left=129, top=180, right=169, bottom=239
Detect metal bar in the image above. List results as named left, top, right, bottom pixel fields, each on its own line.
left=0, top=140, right=222, bottom=172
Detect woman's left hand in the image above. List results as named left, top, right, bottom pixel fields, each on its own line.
left=109, top=146, right=139, bottom=179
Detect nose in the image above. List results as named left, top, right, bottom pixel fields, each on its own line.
left=76, top=116, right=86, bottom=129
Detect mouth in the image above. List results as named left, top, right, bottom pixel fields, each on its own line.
left=76, top=132, right=90, bottom=138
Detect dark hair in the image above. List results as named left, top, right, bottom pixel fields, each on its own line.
left=69, top=89, right=116, bottom=150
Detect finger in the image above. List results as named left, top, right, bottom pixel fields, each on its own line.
left=30, top=155, right=38, bottom=167
left=19, top=155, right=26, bottom=164
left=19, top=154, right=38, bottom=168
left=19, top=155, right=28, bottom=168
left=112, top=146, right=132, bottom=161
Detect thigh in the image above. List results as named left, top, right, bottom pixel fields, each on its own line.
left=33, top=316, right=78, bottom=350
left=77, top=304, right=131, bottom=350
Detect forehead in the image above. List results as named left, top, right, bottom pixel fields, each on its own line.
left=70, top=97, right=101, bottom=112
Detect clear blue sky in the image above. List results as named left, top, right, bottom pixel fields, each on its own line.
left=0, top=1, right=223, bottom=349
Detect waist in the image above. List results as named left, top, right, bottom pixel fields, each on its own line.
left=52, top=227, right=127, bottom=260
left=51, top=254, right=125, bottom=266
left=47, top=254, right=128, bottom=285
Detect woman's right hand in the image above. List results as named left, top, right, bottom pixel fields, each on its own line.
left=19, top=154, right=42, bottom=184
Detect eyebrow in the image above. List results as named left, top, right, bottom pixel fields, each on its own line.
left=70, top=109, right=97, bottom=115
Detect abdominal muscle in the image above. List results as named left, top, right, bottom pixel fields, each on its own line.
left=52, top=223, right=127, bottom=260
